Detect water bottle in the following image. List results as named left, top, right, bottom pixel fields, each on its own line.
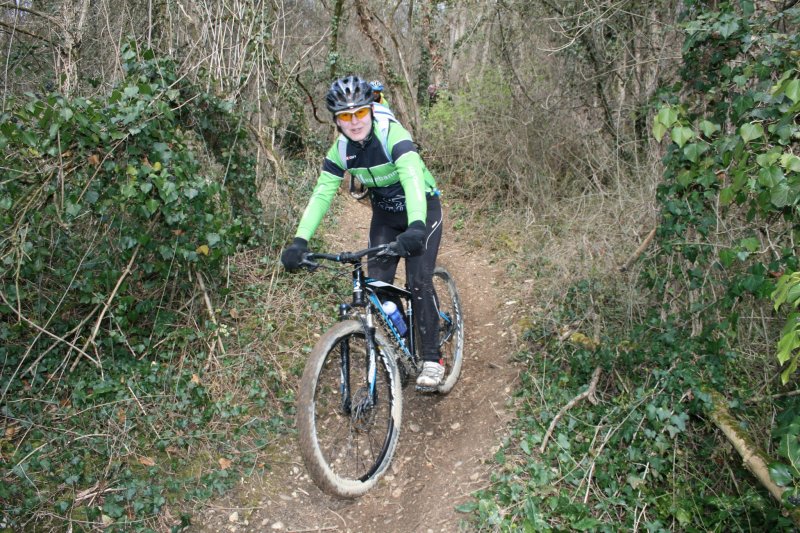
left=381, top=301, right=407, bottom=336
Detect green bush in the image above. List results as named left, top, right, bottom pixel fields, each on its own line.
left=467, top=2, right=800, bottom=530
left=1, top=42, right=263, bottom=372
left=0, top=43, right=281, bottom=531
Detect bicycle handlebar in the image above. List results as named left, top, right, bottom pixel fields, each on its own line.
left=300, top=243, right=399, bottom=269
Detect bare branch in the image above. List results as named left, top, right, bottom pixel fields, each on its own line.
left=0, top=19, right=53, bottom=45
left=540, top=367, right=602, bottom=453
left=0, top=290, right=101, bottom=373
left=0, top=2, right=63, bottom=28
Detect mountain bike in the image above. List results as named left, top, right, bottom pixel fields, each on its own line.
left=295, top=244, right=464, bottom=498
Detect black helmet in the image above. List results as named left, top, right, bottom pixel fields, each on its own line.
left=326, top=76, right=373, bottom=114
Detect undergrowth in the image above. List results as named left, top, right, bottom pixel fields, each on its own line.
left=461, top=277, right=795, bottom=531
left=0, top=43, right=328, bottom=531
left=463, top=2, right=800, bottom=531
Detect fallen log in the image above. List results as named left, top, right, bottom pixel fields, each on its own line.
left=708, top=390, right=800, bottom=526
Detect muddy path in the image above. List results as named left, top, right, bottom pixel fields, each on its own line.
left=190, top=196, right=519, bottom=532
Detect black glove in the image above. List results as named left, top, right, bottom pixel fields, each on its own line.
left=391, top=221, right=427, bottom=257
left=281, top=237, right=308, bottom=270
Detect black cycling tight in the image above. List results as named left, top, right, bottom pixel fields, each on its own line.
left=368, top=195, right=443, bottom=362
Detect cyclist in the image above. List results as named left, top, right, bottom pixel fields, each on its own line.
left=369, top=80, right=388, bottom=106
left=369, top=79, right=396, bottom=122
left=281, top=75, right=445, bottom=389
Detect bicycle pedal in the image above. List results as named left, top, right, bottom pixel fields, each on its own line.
left=415, top=385, right=439, bottom=393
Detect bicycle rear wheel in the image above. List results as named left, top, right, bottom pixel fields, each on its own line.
left=297, top=320, right=402, bottom=498
left=349, top=174, right=369, bottom=200
left=432, top=267, right=464, bottom=394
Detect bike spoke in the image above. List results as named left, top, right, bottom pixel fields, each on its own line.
left=312, top=331, right=395, bottom=483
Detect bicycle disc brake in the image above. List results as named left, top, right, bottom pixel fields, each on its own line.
left=350, top=386, right=376, bottom=431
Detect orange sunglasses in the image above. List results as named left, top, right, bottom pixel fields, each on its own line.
left=336, top=106, right=371, bottom=122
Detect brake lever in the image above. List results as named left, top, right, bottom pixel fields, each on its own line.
left=376, top=243, right=402, bottom=257
left=300, top=254, right=320, bottom=271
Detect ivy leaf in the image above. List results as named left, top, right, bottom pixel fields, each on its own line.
left=699, top=120, right=720, bottom=137
left=719, top=248, right=736, bottom=267
left=771, top=183, right=791, bottom=208
left=103, top=500, right=125, bottom=519
left=684, top=142, right=709, bottom=163
left=652, top=121, right=667, bottom=141
left=756, top=149, right=781, bottom=168
left=520, top=438, right=531, bottom=455
left=494, top=449, right=505, bottom=464
left=719, top=187, right=735, bottom=206
left=676, top=170, right=694, bottom=188
left=740, top=123, right=764, bottom=143
left=627, top=474, right=645, bottom=489
left=145, top=199, right=160, bottom=216
left=779, top=430, right=800, bottom=474
left=65, top=202, right=81, bottom=217
left=769, top=462, right=794, bottom=487
left=206, top=233, right=221, bottom=247
left=670, top=413, right=688, bottom=432
left=656, top=106, right=678, bottom=128
left=777, top=315, right=800, bottom=365
left=781, top=153, right=800, bottom=173
left=758, top=166, right=784, bottom=188
left=455, top=501, right=478, bottom=513
left=782, top=360, right=800, bottom=385
left=717, top=19, right=740, bottom=38
left=773, top=274, right=800, bottom=310
left=671, top=126, right=694, bottom=148
left=675, top=507, right=692, bottom=526
left=572, top=517, right=601, bottom=531
left=740, top=237, right=760, bottom=252
left=785, top=79, right=800, bottom=104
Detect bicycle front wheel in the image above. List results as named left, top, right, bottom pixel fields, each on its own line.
left=433, top=267, right=464, bottom=394
left=297, top=320, right=402, bottom=498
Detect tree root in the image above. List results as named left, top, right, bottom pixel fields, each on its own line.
left=540, top=366, right=602, bottom=454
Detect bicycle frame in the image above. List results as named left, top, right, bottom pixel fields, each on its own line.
left=334, top=256, right=421, bottom=412
left=297, top=244, right=463, bottom=497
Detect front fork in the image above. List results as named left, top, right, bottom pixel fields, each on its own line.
left=338, top=303, right=378, bottom=415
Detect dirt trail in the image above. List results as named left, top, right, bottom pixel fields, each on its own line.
left=191, top=197, right=519, bottom=532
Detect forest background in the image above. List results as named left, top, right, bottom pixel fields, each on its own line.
left=2, top=0, right=800, bottom=531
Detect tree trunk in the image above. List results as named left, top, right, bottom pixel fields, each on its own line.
left=352, top=0, right=416, bottom=133
left=328, top=0, right=345, bottom=80
left=59, top=0, right=92, bottom=95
